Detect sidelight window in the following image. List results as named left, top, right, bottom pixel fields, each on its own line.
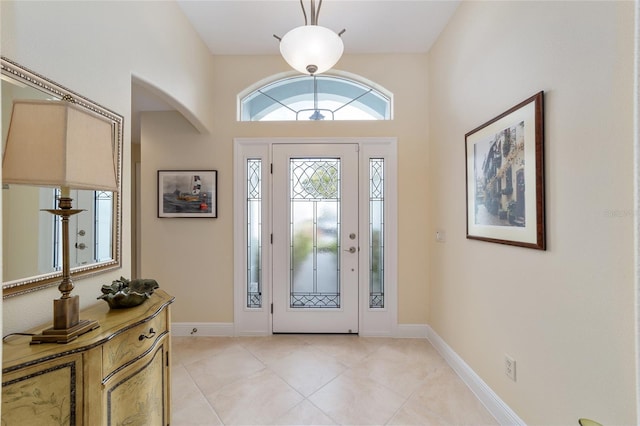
left=247, top=159, right=262, bottom=308
left=369, top=159, right=384, bottom=308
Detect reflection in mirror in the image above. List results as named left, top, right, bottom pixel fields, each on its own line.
left=1, top=57, right=122, bottom=298
left=3, top=187, right=113, bottom=280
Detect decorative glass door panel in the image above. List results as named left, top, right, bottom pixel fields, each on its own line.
left=273, top=144, right=359, bottom=333
left=291, top=159, right=340, bottom=309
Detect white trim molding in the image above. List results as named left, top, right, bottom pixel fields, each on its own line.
left=395, top=324, right=430, bottom=339
left=426, top=326, right=526, bottom=426
left=172, top=322, right=234, bottom=337
left=233, top=137, right=398, bottom=336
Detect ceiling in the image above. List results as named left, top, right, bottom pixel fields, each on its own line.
left=176, top=0, right=460, bottom=55
left=132, top=0, right=460, bottom=138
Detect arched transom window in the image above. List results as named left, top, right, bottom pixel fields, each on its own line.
left=240, top=75, right=392, bottom=121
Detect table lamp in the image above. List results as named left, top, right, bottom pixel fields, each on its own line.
left=2, top=98, right=117, bottom=344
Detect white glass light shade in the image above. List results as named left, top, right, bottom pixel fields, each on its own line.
left=280, top=25, right=344, bottom=75
left=3, top=100, right=117, bottom=192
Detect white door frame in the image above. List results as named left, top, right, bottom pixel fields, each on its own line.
left=233, top=137, right=398, bottom=336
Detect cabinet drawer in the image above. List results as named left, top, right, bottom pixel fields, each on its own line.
left=102, top=312, right=167, bottom=379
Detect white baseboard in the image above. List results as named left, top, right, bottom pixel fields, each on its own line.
left=395, top=323, right=430, bottom=338
left=172, top=322, right=234, bottom=337
left=173, top=323, right=428, bottom=338
left=426, top=326, right=526, bottom=426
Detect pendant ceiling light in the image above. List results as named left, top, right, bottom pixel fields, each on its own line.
left=274, top=0, right=345, bottom=75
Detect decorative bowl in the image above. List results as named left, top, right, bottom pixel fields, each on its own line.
left=98, top=277, right=159, bottom=309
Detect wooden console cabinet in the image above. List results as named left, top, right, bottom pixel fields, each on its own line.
left=2, top=290, right=174, bottom=426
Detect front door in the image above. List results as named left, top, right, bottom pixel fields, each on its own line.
left=272, top=144, right=359, bottom=333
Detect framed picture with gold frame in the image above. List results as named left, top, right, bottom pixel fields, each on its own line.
left=465, top=92, right=545, bottom=250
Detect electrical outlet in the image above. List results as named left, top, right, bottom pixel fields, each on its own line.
left=505, top=355, right=516, bottom=381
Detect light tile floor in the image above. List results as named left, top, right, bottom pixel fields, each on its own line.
left=171, top=335, right=498, bottom=426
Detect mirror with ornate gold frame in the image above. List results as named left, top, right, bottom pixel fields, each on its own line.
left=1, top=57, right=122, bottom=298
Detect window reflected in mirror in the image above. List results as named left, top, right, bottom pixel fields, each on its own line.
left=3, top=187, right=114, bottom=282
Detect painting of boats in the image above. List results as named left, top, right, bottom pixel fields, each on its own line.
left=158, top=170, right=217, bottom=218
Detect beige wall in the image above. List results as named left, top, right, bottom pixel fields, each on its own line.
left=1, top=0, right=215, bottom=333
left=428, top=1, right=636, bottom=424
left=141, top=54, right=431, bottom=324
left=2, top=186, right=40, bottom=281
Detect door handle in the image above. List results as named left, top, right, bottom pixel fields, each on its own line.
left=75, top=243, right=87, bottom=250
left=344, top=246, right=357, bottom=253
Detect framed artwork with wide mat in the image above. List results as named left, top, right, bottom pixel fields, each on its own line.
left=465, top=91, right=545, bottom=250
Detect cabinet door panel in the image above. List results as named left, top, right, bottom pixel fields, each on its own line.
left=2, top=353, right=83, bottom=426
left=104, top=341, right=168, bottom=426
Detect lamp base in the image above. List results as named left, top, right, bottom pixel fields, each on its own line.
left=31, top=319, right=100, bottom=344
left=31, top=296, right=100, bottom=344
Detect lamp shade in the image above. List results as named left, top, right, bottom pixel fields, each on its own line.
left=279, top=25, right=344, bottom=75
left=3, top=100, right=117, bottom=192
